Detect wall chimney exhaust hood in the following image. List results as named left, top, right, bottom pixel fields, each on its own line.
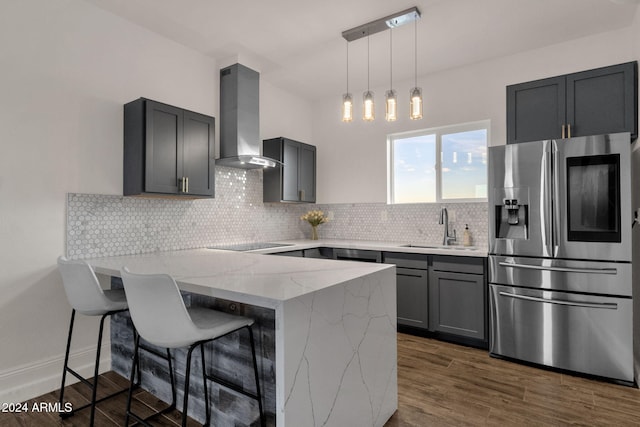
left=216, top=63, right=280, bottom=169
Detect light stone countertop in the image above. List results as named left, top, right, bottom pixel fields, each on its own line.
left=88, top=248, right=393, bottom=308
left=87, top=239, right=486, bottom=309
left=237, top=238, right=488, bottom=257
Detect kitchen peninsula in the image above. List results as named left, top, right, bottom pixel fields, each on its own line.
left=87, top=248, right=397, bottom=426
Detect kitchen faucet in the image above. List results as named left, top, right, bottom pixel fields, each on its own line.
left=439, top=207, right=457, bottom=246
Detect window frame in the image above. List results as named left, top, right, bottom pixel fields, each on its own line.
left=387, top=119, right=490, bottom=204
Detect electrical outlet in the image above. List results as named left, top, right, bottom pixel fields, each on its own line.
left=449, top=210, right=456, bottom=222
left=381, top=210, right=388, bottom=221
left=327, top=211, right=335, bottom=220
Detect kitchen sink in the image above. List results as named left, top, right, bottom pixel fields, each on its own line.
left=401, top=244, right=478, bottom=251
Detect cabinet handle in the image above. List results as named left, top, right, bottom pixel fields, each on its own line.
left=498, top=261, right=617, bottom=275
left=181, top=177, right=185, bottom=192
left=567, top=123, right=571, bottom=138
left=498, top=292, right=617, bottom=309
left=299, top=190, right=304, bottom=201
left=561, top=124, right=565, bottom=139
left=186, top=177, right=189, bottom=193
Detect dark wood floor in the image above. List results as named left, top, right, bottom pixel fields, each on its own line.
left=4, top=334, right=640, bottom=426
left=1, top=370, right=200, bottom=427
left=386, top=334, right=640, bottom=426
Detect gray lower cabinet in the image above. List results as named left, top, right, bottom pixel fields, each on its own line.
left=271, top=250, right=304, bottom=257
left=303, top=247, right=333, bottom=259
left=270, top=248, right=333, bottom=258
left=269, top=248, right=487, bottom=346
left=383, top=253, right=429, bottom=329
left=429, top=256, right=486, bottom=341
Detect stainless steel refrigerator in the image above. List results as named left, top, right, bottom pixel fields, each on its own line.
left=488, top=133, right=634, bottom=383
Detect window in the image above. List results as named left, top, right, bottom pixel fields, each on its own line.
left=388, top=120, right=488, bottom=204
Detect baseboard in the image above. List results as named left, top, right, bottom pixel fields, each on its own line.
left=0, top=343, right=111, bottom=404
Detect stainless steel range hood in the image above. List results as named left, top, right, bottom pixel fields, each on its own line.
left=216, top=63, right=280, bottom=169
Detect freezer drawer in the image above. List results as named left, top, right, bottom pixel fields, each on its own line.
left=489, top=255, right=632, bottom=296
left=489, top=284, right=633, bottom=382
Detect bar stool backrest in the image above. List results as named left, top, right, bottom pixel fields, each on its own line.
left=120, top=268, right=201, bottom=348
left=57, top=256, right=115, bottom=316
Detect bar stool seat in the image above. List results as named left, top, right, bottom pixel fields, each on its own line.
left=57, top=256, right=136, bottom=426
left=120, top=268, right=265, bottom=427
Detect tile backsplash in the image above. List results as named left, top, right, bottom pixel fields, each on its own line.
left=66, top=167, right=487, bottom=259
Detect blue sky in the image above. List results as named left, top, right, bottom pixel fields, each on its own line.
left=393, top=129, right=487, bottom=203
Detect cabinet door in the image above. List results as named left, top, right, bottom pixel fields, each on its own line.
left=145, top=101, right=183, bottom=194
left=183, top=111, right=215, bottom=196
left=507, top=76, right=565, bottom=144
left=429, top=270, right=485, bottom=339
left=567, top=62, right=637, bottom=139
left=281, top=139, right=300, bottom=202
left=298, top=144, right=316, bottom=203
left=397, top=267, right=429, bottom=329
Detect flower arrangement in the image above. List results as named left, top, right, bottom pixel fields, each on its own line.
left=300, top=210, right=329, bottom=240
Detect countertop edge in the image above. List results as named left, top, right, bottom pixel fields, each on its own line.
left=237, top=239, right=488, bottom=258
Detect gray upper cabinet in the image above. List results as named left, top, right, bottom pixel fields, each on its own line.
left=429, top=256, right=486, bottom=343
left=263, top=137, right=316, bottom=203
left=507, top=76, right=566, bottom=144
left=124, top=98, right=215, bottom=198
left=507, top=62, right=637, bottom=144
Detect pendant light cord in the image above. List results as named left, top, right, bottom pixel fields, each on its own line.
left=389, top=28, right=393, bottom=89
left=346, top=40, right=349, bottom=94
left=367, top=32, right=370, bottom=91
left=414, top=18, right=418, bottom=88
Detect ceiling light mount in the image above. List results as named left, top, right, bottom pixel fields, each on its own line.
left=342, top=7, right=421, bottom=42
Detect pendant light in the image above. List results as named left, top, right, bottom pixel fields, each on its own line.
left=409, top=17, right=423, bottom=120
left=385, top=28, right=397, bottom=122
left=342, top=41, right=353, bottom=122
left=341, top=7, right=421, bottom=123
left=363, top=33, right=375, bottom=121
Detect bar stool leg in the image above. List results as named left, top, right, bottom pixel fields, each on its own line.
left=125, top=333, right=140, bottom=426
left=182, top=343, right=199, bottom=427
left=200, top=344, right=211, bottom=426
left=248, top=326, right=266, bottom=427
left=58, top=309, right=76, bottom=418
left=126, top=333, right=177, bottom=426
left=87, top=313, right=109, bottom=426
left=166, top=348, right=177, bottom=409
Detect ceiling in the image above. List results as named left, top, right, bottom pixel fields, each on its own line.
left=84, top=0, right=638, bottom=100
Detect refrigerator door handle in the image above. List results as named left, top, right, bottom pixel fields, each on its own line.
left=550, top=140, right=560, bottom=257
left=498, top=291, right=618, bottom=309
left=540, top=141, right=554, bottom=257
left=498, top=261, right=617, bottom=275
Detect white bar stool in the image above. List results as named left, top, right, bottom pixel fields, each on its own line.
left=57, top=256, right=137, bottom=426
left=120, top=268, right=265, bottom=427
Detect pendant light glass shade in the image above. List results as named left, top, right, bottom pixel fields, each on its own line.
left=385, top=28, right=397, bottom=122
left=362, top=33, right=375, bottom=121
left=409, top=16, right=422, bottom=120
left=385, top=90, right=397, bottom=121
left=363, top=90, right=375, bottom=121
left=341, top=40, right=353, bottom=122
left=342, top=93, right=353, bottom=122
left=409, top=87, right=422, bottom=120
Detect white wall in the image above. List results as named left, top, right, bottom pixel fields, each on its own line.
left=261, top=80, right=313, bottom=144
left=313, top=25, right=638, bottom=204
left=0, top=0, right=311, bottom=402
